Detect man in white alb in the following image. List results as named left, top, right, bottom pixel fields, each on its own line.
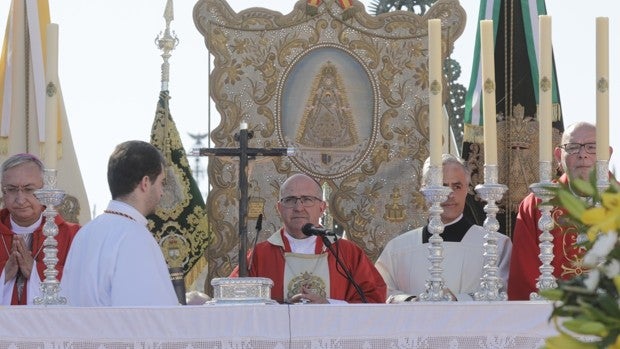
left=61, top=140, right=178, bottom=306
left=375, top=154, right=512, bottom=302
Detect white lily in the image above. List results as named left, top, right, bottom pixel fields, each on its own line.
left=583, top=231, right=618, bottom=267
left=583, top=268, right=600, bottom=292
left=603, top=259, right=620, bottom=278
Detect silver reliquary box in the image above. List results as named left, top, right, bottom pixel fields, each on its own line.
left=210, top=277, right=276, bottom=304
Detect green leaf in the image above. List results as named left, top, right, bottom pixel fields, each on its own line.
left=580, top=301, right=619, bottom=325
left=563, top=318, right=608, bottom=336
left=544, top=333, right=597, bottom=349
left=598, top=294, right=620, bottom=319
left=539, top=288, right=564, bottom=301
left=555, top=189, right=588, bottom=220
left=572, top=178, right=597, bottom=197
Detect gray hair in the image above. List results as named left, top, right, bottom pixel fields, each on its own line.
left=1, top=153, right=45, bottom=184
left=421, top=154, right=470, bottom=186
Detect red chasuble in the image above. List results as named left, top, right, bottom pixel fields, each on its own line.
left=0, top=209, right=80, bottom=305
left=232, top=228, right=386, bottom=303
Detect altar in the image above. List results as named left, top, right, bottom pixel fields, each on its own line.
left=0, top=301, right=557, bottom=348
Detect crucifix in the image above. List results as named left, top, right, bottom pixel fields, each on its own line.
left=195, top=122, right=292, bottom=277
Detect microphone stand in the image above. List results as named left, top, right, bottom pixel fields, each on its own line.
left=319, top=235, right=368, bottom=303
left=248, top=214, right=263, bottom=272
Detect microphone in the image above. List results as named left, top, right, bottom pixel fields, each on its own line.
left=302, top=223, right=335, bottom=237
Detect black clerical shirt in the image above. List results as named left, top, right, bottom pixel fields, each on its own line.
left=422, top=216, right=474, bottom=244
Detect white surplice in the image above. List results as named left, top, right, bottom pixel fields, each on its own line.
left=376, top=218, right=512, bottom=301
left=60, top=200, right=178, bottom=306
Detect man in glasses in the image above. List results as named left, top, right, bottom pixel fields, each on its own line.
left=231, top=173, right=386, bottom=304
left=0, top=154, right=80, bottom=304
left=508, top=122, right=613, bottom=300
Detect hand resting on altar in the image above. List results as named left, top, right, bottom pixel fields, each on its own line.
left=286, top=285, right=329, bottom=304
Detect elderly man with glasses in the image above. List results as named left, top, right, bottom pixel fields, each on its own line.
left=0, top=154, right=80, bottom=304
left=508, top=122, right=613, bottom=300
left=231, top=173, right=386, bottom=304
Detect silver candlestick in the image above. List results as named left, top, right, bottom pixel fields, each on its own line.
left=33, top=169, right=67, bottom=305
left=418, top=165, right=453, bottom=302
left=473, top=165, right=508, bottom=301
left=530, top=161, right=559, bottom=300
left=596, top=159, right=610, bottom=195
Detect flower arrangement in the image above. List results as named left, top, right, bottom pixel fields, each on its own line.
left=541, top=176, right=620, bottom=349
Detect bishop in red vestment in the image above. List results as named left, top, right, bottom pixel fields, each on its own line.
left=0, top=154, right=80, bottom=305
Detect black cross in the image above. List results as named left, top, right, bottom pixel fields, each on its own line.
left=196, top=127, right=291, bottom=277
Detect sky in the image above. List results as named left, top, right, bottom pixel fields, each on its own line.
left=0, top=0, right=618, bottom=218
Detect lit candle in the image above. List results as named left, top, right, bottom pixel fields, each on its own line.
left=480, top=20, right=497, bottom=166
left=596, top=17, right=609, bottom=161
left=428, top=19, right=443, bottom=167
left=45, top=23, right=59, bottom=169
left=538, top=15, right=552, bottom=164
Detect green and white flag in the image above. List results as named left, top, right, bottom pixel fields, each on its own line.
left=462, top=0, right=563, bottom=235
left=149, top=89, right=212, bottom=302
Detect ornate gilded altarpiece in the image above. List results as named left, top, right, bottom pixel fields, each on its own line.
left=194, top=0, right=465, bottom=293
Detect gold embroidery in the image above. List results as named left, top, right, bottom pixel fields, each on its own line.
left=287, top=271, right=327, bottom=300
left=553, top=210, right=587, bottom=278
left=384, top=187, right=406, bottom=222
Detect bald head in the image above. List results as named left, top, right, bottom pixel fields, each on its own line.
left=561, top=122, right=595, bottom=145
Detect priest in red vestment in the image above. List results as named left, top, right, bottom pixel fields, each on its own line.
left=232, top=173, right=386, bottom=304
left=508, top=122, right=613, bottom=300
left=0, top=154, right=80, bottom=305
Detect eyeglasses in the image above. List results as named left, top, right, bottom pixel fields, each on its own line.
left=2, top=185, right=39, bottom=196
left=560, top=143, right=597, bottom=155
left=280, top=195, right=322, bottom=208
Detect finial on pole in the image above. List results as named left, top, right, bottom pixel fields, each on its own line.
left=155, top=0, right=179, bottom=91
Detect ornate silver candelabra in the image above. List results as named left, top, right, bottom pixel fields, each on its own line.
left=418, top=165, right=453, bottom=301
left=529, top=161, right=559, bottom=300
left=33, top=169, right=67, bottom=305
left=474, top=165, right=508, bottom=301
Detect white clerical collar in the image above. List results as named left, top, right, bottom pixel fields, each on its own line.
left=106, top=200, right=148, bottom=226
left=284, top=231, right=317, bottom=254
left=10, top=215, right=43, bottom=234
left=443, top=214, right=464, bottom=227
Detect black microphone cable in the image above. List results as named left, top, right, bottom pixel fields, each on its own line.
left=313, top=226, right=369, bottom=303
left=247, top=213, right=263, bottom=272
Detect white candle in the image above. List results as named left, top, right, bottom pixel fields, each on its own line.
left=6, top=1, right=25, bottom=151
left=538, top=15, right=552, bottom=164
left=480, top=20, right=497, bottom=166
left=428, top=19, right=443, bottom=167
left=240, top=121, right=248, bottom=130
left=596, top=17, right=609, bottom=161
left=45, top=23, right=59, bottom=169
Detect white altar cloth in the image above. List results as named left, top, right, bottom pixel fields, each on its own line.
left=289, top=301, right=557, bottom=348
left=0, top=304, right=291, bottom=349
left=0, top=301, right=557, bottom=349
